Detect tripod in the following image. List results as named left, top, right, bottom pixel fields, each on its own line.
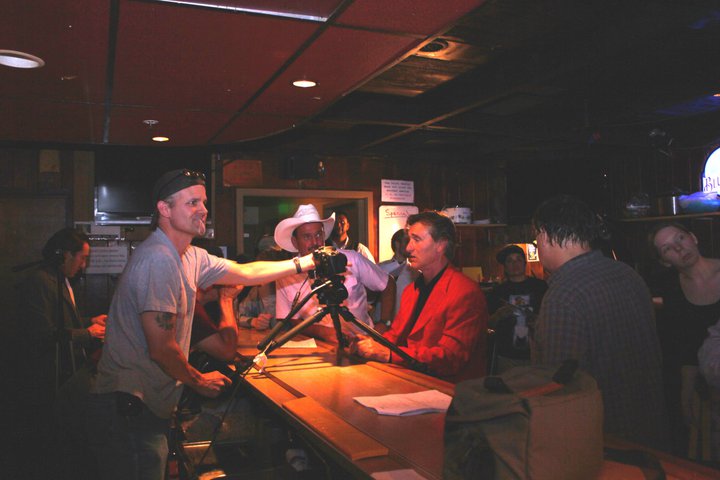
left=257, top=275, right=427, bottom=373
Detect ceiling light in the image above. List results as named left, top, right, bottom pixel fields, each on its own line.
left=293, top=79, right=317, bottom=88
left=0, top=50, right=45, bottom=69
left=152, top=0, right=327, bottom=22
left=152, top=136, right=170, bottom=142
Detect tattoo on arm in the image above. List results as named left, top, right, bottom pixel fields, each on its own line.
left=154, top=312, right=175, bottom=331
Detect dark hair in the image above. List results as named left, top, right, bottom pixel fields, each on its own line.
left=390, top=228, right=407, bottom=252
left=406, top=211, right=456, bottom=260
left=496, top=244, right=526, bottom=264
left=531, top=194, right=606, bottom=247
left=42, top=228, right=89, bottom=266
left=647, top=221, right=692, bottom=259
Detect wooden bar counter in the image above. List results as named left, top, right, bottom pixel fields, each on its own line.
left=235, top=329, right=720, bottom=480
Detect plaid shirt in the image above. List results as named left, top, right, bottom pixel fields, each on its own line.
left=533, top=250, right=669, bottom=450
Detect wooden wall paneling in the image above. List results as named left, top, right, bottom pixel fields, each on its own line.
left=73, top=150, right=94, bottom=221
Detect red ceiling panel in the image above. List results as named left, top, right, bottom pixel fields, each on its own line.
left=112, top=0, right=320, bottom=110
left=169, top=0, right=343, bottom=20
left=247, top=26, right=420, bottom=117
left=0, top=100, right=104, bottom=144
left=338, top=0, right=486, bottom=35
left=212, top=112, right=304, bottom=144
left=0, top=1, right=109, bottom=104
left=107, top=106, right=236, bottom=146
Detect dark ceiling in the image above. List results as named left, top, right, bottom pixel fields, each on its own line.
left=4, top=0, right=720, bottom=160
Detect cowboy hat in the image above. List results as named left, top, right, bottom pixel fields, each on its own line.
left=274, top=204, right=335, bottom=252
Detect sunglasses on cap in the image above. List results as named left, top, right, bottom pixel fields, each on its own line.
left=155, top=169, right=206, bottom=201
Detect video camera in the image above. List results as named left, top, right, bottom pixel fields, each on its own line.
left=309, top=246, right=347, bottom=279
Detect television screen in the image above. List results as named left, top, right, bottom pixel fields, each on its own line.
left=94, top=149, right=212, bottom=225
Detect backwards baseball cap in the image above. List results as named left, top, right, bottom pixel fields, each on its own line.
left=496, top=244, right=526, bottom=264
left=152, top=168, right=206, bottom=204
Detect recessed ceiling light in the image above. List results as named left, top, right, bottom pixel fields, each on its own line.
left=152, top=136, right=170, bottom=142
left=0, top=50, right=45, bottom=69
left=293, top=79, right=317, bottom=88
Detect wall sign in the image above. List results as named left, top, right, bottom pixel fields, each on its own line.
left=85, top=245, right=129, bottom=275
left=381, top=179, right=414, bottom=204
left=378, top=205, right=418, bottom=262
left=703, top=147, right=720, bottom=193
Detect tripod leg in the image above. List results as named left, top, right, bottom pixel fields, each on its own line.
left=329, top=308, right=347, bottom=365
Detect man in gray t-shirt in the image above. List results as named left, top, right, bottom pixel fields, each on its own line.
left=86, top=168, right=317, bottom=480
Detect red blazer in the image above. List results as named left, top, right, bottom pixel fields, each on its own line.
left=384, top=266, right=488, bottom=381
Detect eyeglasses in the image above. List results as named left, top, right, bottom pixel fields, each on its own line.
left=156, top=169, right=205, bottom=200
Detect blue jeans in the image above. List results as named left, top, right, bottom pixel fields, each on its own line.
left=85, top=392, right=170, bottom=480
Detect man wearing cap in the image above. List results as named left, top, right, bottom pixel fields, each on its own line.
left=86, top=169, right=318, bottom=480
left=274, top=204, right=395, bottom=342
left=486, top=244, right=547, bottom=373
left=353, top=211, right=488, bottom=382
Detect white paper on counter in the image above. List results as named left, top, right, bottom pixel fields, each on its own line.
left=372, top=469, right=428, bottom=480
left=353, top=389, right=452, bottom=416
left=281, top=338, right=318, bottom=349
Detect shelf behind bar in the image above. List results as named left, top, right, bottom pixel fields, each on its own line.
left=616, top=212, right=720, bottom=223
left=454, top=223, right=507, bottom=228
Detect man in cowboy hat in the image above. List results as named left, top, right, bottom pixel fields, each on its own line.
left=86, top=168, right=319, bottom=480
left=274, top=204, right=396, bottom=342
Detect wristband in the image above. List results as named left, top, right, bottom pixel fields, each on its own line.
left=293, top=256, right=302, bottom=274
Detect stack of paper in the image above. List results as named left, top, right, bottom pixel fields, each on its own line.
left=353, top=390, right=452, bottom=416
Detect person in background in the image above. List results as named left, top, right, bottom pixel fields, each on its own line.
left=15, top=227, right=107, bottom=480
left=649, top=221, right=720, bottom=460
left=698, top=318, right=720, bottom=464
left=372, top=228, right=418, bottom=332
left=85, top=168, right=319, bottom=480
left=327, top=210, right=375, bottom=262
left=700, top=320, right=720, bottom=388
left=236, top=238, right=286, bottom=331
left=353, top=211, right=488, bottom=382
left=532, top=194, right=669, bottom=451
left=486, top=244, right=547, bottom=373
left=275, top=204, right=394, bottom=342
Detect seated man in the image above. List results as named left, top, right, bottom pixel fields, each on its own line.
left=235, top=243, right=286, bottom=331
left=274, top=204, right=395, bottom=342
left=353, top=211, right=488, bottom=382
left=486, top=244, right=547, bottom=373
left=190, top=284, right=242, bottom=362
left=373, top=228, right=418, bottom=332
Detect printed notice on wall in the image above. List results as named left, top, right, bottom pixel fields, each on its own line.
left=86, top=245, right=129, bottom=275
left=381, top=179, right=414, bottom=204
left=378, top=205, right=419, bottom=262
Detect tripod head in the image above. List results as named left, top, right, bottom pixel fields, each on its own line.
left=312, top=275, right=348, bottom=307
left=308, top=246, right=348, bottom=307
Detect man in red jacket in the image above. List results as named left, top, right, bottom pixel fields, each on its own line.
left=353, top=211, right=488, bottom=381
